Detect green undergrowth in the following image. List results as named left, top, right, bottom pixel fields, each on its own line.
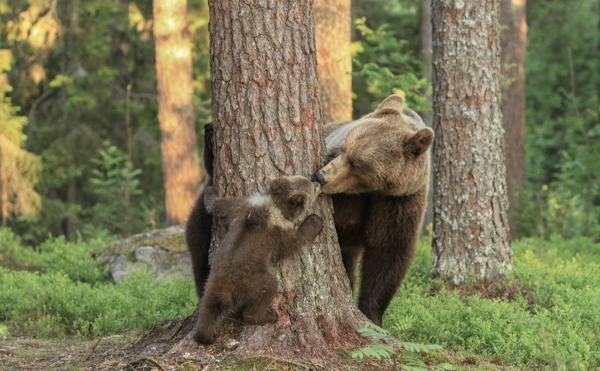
left=0, top=228, right=196, bottom=338
left=3, top=226, right=600, bottom=370
left=384, top=236, right=600, bottom=370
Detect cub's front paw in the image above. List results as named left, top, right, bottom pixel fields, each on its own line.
left=301, top=214, right=324, bottom=237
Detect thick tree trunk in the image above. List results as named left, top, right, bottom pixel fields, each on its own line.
left=500, top=0, right=527, bottom=230
left=314, top=0, right=352, bottom=123
left=153, top=0, right=202, bottom=226
left=430, top=0, right=514, bottom=287
left=201, top=0, right=361, bottom=359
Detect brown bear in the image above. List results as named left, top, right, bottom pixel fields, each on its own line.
left=313, top=94, right=434, bottom=326
left=186, top=95, right=433, bottom=327
left=192, top=176, right=323, bottom=344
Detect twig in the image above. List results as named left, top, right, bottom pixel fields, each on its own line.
left=261, top=359, right=276, bottom=371
left=127, top=357, right=166, bottom=371
left=317, top=353, right=330, bottom=371
left=302, top=355, right=321, bottom=370
left=84, top=338, right=103, bottom=361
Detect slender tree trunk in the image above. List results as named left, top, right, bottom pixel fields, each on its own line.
left=153, top=0, right=202, bottom=225
left=419, top=0, right=433, bottom=124
left=500, top=0, right=527, bottom=233
left=66, top=177, right=77, bottom=241
left=0, top=152, right=7, bottom=227
left=431, top=0, right=513, bottom=287
left=314, top=0, right=353, bottom=123
left=420, top=0, right=434, bottom=231
left=196, top=0, right=361, bottom=359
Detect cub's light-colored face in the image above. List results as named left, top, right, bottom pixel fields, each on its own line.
left=270, top=176, right=321, bottom=220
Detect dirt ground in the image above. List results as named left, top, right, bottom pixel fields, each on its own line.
left=0, top=319, right=523, bottom=371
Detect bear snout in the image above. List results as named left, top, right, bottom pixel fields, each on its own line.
left=313, top=171, right=326, bottom=185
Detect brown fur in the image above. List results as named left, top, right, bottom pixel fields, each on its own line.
left=192, top=176, right=323, bottom=344
left=185, top=124, right=215, bottom=299
left=314, top=94, right=434, bottom=326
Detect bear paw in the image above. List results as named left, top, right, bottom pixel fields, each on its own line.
left=193, top=328, right=216, bottom=345
left=301, top=214, right=324, bottom=237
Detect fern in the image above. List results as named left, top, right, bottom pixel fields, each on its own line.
left=352, top=321, right=455, bottom=371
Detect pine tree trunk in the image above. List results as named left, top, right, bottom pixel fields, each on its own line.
left=420, top=0, right=434, bottom=229
left=500, top=0, right=527, bottom=231
left=0, top=153, right=7, bottom=227
left=314, top=0, right=353, bottom=123
left=430, top=0, right=514, bottom=287
left=200, top=0, right=361, bottom=358
left=153, top=0, right=202, bottom=226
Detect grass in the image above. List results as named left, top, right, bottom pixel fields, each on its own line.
left=2, top=227, right=600, bottom=370
left=384, top=236, right=600, bottom=370
left=0, top=228, right=196, bottom=337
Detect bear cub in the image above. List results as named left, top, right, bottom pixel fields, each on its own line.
left=193, top=176, right=323, bottom=344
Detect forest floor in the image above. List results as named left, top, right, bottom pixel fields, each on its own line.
left=0, top=319, right=522, bottom=371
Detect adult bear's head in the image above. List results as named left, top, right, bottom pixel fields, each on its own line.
left=314, top=95, right=434, bottom=196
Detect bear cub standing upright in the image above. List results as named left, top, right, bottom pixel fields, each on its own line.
left=193, top=176, right=323, bottom=344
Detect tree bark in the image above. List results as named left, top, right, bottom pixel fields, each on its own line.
left=500, top=0, right=527, bottom=229
left=153, top=0, right=202, bottom=226
left=66, top=177, right=77, bottom=242
left=430, top=0, right=514, bottom=287
left=200, top=0, right=361, bottom=359
left=419, top=0, right=433, bottom=125
left=314, top=0, right=353, bottom=123
left=420, top=0, right=434, bottom=230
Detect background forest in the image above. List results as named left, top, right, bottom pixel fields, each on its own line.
left=1, top=0, right=600, bottom=370
left=1, top=0, right=598, bottom=244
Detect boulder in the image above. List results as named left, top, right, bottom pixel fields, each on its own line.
left=100, top=226, right=193, bottom=283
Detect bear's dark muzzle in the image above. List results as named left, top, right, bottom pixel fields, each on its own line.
left=313, top=171, right=326, bottom=185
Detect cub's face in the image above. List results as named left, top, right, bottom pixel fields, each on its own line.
left=315, top=122, right=434, bottom=196
left=269, top=176, right=321, bottom=221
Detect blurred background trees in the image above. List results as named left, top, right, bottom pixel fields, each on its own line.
left=0, top=0, right=598, bottom=245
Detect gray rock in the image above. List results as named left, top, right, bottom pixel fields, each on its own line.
left=110, top=254, right=148, bottom=283
left=103, top=226, right=193, bottom=283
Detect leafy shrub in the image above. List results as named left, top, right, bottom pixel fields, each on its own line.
left=0, top=228, right=39, bottom=270
left=36, top=236, right=108, bottom=283
left=352, top=17, right=431, bottom=118
left=0, top=269, right=196, bottom=337
left=0, top=230, right=196, bottom=338
left=384, top=238, right=600, bottom=370
left=512, top=185, right=600, bottom=242
left=0, top=228, right=107, bottom=282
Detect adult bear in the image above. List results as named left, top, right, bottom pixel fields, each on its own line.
left=313, top=94, right=433, bottom=326
left=186, top=94, right=433, bottom=326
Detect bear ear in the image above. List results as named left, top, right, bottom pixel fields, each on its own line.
left=376, top=94, right=405, bottom=113
left=270, top=177, right=290, bottom=194
left=405, top=127, right=434, bottom=158
left=287, top=193, right=306, bottom=210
